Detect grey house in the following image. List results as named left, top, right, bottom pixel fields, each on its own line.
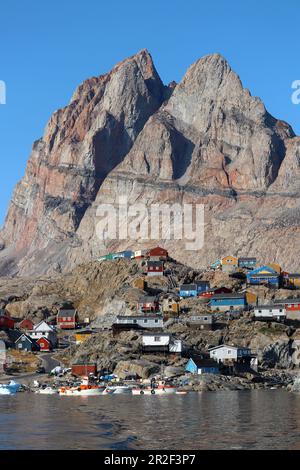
left=113, top=315, right=163, bottom=330
left=15, top=334, right=39, bottom=352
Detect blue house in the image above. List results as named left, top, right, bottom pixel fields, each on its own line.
left=179, top=284, right=198, bottom=298
left=179, top=282, right=209, bottom=298
left=211, top=259, right=221, bottom=270
left=112, top=250, right=134, bottom=260
left=246, top=265, right=280, bottom=288
left=238, top=257, right=257, bottom=270
left=185, top=356, right=219, bottom=375
left=196, top=281, right=210, bottom=294
left=210, top=293, right=246, bottom=312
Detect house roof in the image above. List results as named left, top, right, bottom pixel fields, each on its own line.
left=57, top=309, right=77, bottom=318
left=75, top=330, right=94, bottom=335
left=15, top=333, right=34, bottom=344
left=238, top=257, right=257, bottom=262
left=274, top=298, right=300, bottom=304
left=248, top=273, right=279, bottom=278
left=36, top=336, right=51, bottom=344
left=142, top=333, right=171, bottom=337
left=147, top=246, right=168, bottom=254
left=267, top=263, right=281, bottom=273
left=188, top=356, right=219, bottom=368
left=211, top=293, right=245, bottom=300
left=249, top=265, right=279, bottom=275
left=208, top=344, right=250, bottom=351
left=221, top=255, right=238, bottom=261
left=255, top=305, right=285, bottom=309
left=116, top=315, right=163, bottom=320
left=33, top=320, right=55, bottom=331
left=180, top=284, right=197, bottom=290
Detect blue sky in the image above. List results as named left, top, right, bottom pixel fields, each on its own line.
left=0, top=0, right=299, bottom=225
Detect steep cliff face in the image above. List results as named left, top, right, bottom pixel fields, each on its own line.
left=0, top=50, right=165, bottom=274
left=0, top=50, right=299, bottom=275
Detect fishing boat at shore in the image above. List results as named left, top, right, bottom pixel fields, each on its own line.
left=0, top=380, right=21, bottom=395
left=58, top=377, right=105, bottom=396
left=105, top=385, right=133, bottom=395
left=131, top=381, right=178, bottom=396
left=35, top=386, right=58, bottom=395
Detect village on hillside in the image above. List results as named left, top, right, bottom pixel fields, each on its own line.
left=1, top=246, right=300, bottom=395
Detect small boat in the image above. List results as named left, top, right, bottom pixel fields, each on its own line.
left=176, top=391, right=188, bottom=395
left=35, top=386, right=58, bottom=395
left=58, top=377, right=105, bottom=396
left=106, top=385, right=133, bottom=395
left=0, top=380, right=21, bottom=395
left=132, top=381, right=178, bottom=396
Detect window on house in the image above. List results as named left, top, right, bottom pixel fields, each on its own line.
left=144, top=319, right=148, bottom=323
left=155, top=319, right=158, bottom=323
left=154, top=337, right=160, bottom=342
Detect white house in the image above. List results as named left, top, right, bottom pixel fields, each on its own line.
left=254, top=305, right=286, bottom=321
left=28, top=320, right=57, bottom=346
left=142, top=333, right=182, bottom=353
left=209, top=345, right=252, bottom=364
left=114, top=315, right=163, bottom=329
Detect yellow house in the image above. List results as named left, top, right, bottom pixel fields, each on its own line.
left=221, top=256, right=238, bottom=272
left=162, top=298, right=180, bottom=316
left=132, top=278, right=146, bottom=290
left=285, top=274, right=300, bottom=289
left=75, top=330, right=93, bottom=345
left=267, top=263, right=281, bottom=274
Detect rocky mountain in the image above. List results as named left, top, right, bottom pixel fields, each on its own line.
left=1, top=49, right=300, bottom=276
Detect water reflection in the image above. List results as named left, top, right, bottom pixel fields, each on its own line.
left=1, top=391, right=300, bottom=449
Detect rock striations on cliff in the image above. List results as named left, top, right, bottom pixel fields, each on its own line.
left=0, top=49, right=300, bottom=276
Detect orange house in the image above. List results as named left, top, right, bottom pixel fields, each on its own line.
left=221, top=256, right=238, bottom=272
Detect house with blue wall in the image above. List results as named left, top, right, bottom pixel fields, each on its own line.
left=210, top=293, right=246, bottom=312
left=238, top=257, right=257, bottom=270
left=185, top=356, right=219, bottom=375
left=112, top=250, right=133, bottom=260
left=179, top=284, right=198, bottom=298
left=179, top=282, right=209, bottom=298
left=246, top=265, right=280, bottom=288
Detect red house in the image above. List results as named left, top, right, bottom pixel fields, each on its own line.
left=36, top=336, right=52, bottom=352
left=137, top=296, right=160, bottom=313
left=147, top=246, right=168, bottom=261
left=0, top=310, right=14, bottom=330
left=199, top=287, right=232, bottom=298
left=71, top=363, right=97, bottom=377
left=147, top=261, right=164, bottom=276
left=19, top=318, right=35, bottom=331
left=57, top=309, right=78, bottom=329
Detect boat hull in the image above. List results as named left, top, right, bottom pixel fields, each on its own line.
left=59, top=387, right=105, bottom=396
left=132, top=387, right=177, bottom=396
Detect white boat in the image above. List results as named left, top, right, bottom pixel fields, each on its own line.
left=132, top=383, right=178, bottom=396
left=106, top=385, right=133, bottom=395
left=35, top=386, right=58, bottom=395
left=0, top=380, right=21, bottom=395
left=58, top=377, right=105, bottom=396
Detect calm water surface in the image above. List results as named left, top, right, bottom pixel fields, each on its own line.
left=1, top=390, right=300, bottom=450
